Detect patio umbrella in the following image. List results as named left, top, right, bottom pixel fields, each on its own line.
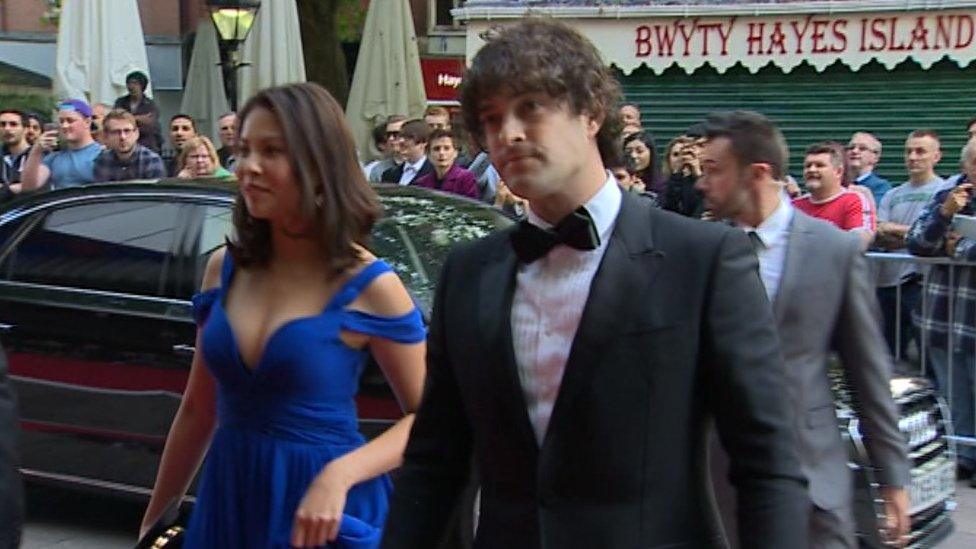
left=236, top=0, right=307, bottom=107
left=180, top=18, right=231, bottom=144
left=53, top=0, right=152, bottom=105
left=346, top=0, right=427, bottom=158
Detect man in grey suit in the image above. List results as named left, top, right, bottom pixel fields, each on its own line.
left=696, top=111, right=911, bottom=548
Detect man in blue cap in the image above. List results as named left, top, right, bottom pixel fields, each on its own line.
left=18, top=99, right=104, bottom=192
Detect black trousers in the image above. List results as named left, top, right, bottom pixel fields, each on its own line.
left=876, top=276, right=922, bottom=362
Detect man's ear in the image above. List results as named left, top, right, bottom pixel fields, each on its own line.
left=583, top=109, right=604, bottom=138
left=748, top=163, right=774, bottom=187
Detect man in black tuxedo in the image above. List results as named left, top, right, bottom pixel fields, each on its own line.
left=381, top=119, right=434, bottom=186
left=382, top=19, right=808, bottom=549
left=0, top=343, right=22, bottom=548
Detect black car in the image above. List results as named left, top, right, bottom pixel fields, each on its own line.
left=0, top=182, right=510, bottom=496
left=0, top=182, right=957, bottom=547
left=833, top=371, right=957, bottom=548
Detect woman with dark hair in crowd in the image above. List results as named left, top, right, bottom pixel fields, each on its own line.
left=661, top=135, right=708, bottom=218
left=662, top=135, right=692, bottom=181
left=607, top=151, right=661, bottom=207
left=140, top=82, right=426, bottom=548
left=622, top=131, right=662, bottom=194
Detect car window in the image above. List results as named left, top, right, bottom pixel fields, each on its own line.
left=190, top=204, right=235, bottom=290
left=0, top=216, right=24, bottom=247
left=372, top=190, right=512, bottom=311
left=200, top=205, right=234, bottom=257
left=182, top=189, right=512, bottom=310
left=0, top=200, right=182, bottom=296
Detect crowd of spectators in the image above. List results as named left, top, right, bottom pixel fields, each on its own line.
left=0, top=71, right=237, bottom=205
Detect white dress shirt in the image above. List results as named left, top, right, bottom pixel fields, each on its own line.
left=511, top=175, right=622, bottom=444
left=398, top=157, right=426, bottom=186
left=738, top=198, right=793, bottom=303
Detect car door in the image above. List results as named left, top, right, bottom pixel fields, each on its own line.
left=0, top=196, right=193, bottom=494
left=356, top=188, right=514, bottom=437
left=168, top=198, right=235, bottom=356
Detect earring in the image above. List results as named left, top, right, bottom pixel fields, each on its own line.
left=314, top=194, right=323, bottom=207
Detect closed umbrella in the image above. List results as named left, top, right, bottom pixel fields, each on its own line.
left=53, top=0, right=152, bottom=104
left=236, top=0, right=306, bottom=107
left=180, top=18, right=231, bottom=144
left=346, top=0, right=427, bottom=158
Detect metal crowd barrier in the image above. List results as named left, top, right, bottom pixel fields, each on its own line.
left=867, top=251, right=976, bottom=453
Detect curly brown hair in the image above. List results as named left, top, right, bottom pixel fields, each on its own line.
left=228, top=82, right=381, bottom=274
left=460, top=18, right=622, bottom=165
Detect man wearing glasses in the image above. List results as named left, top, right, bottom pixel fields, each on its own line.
left=847, top=132, right=891, bottom=205
left=381, top=119, right=435, bottom=186
left=93, top=109, right=166, bottom=183
left=367, top=115, right=407, bottom=183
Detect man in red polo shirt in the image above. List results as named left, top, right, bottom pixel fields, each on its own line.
left=794, top=142, right=873, bottom=248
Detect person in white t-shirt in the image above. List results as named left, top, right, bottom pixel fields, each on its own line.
left=875, top=130, right=945, bottom=361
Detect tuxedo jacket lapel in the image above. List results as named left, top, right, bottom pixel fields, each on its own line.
left=477, top=233, right=539, bottom=452
left=544, top=193, right=664, bottom=446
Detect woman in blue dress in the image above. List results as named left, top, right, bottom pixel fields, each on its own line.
left=140, top=82, right=427, bottom=548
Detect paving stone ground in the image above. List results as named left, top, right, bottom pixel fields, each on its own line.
left=19, top=481, right=976, bottom=548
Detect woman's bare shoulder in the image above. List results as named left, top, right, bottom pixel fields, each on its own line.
left=201, top=247, right=227, bottom=292
left=349, top=254, right=414, bottom=317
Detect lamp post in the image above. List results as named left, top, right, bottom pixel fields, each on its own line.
left=206, top=0, right=262, bottom=112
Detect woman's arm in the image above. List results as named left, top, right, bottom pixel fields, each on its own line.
left=291, top=271, right=426, bottom=548
left=139, top=250, right=225, bottom=538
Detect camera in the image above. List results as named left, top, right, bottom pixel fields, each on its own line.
left=42, top=122, right=62, bottom=151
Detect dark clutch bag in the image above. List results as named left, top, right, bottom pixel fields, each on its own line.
left=134, top=500, right=186, bottom=549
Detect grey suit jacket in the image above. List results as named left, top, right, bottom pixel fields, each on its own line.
left=774, top=210, right=909, bottom=509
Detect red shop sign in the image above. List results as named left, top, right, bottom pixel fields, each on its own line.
left=421, top=57, right=465, bottom=102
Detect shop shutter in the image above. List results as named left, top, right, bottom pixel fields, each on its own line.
left=619, top=58, right=976, bottom=184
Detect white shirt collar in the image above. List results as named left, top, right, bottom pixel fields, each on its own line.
left=856, top=171, right=873, bottom=183
left=404, top=156, right=426, bottom=173
left=738, top=197, right=793, bottom=248
left=525, top=173, right=622, bottom=244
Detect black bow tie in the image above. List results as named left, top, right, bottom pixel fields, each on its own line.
left=510, top=206, right=601, bottom=263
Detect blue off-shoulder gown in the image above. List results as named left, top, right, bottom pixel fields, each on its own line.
left=183, top=254, right=425, bottom=548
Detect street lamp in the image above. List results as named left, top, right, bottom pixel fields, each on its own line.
left=206, top=0, right=262, bottom=111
